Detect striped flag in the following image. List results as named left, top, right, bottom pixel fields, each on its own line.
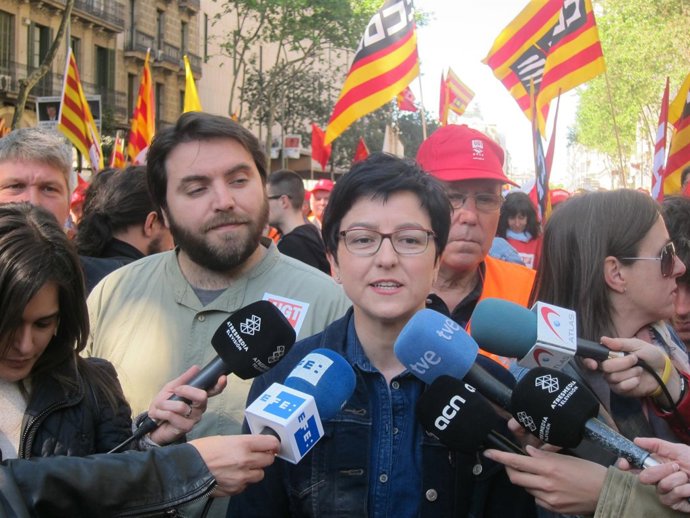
left=57, top=48, right=103, bottom=171
left=439, top=71, right=449, bottom=125
left=665, top=71, right=690, bottom=195
left=109, top=130, right=126, bottom=168
left=445, top=68, right=474, bottom=118
left=128, top=50, right=155, bottom=164
left=484, top=0, right=605, bottom=135
left=183, top=55, right=202, bottom=113
left=324, top=0, right=419, bottom=145
left=651, top=78, right=669, bottom=201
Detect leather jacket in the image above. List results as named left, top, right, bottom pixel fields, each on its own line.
left=1, top=444, right=216, bottom=517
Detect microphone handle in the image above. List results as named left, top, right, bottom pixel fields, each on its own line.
left=576, top=339, right=625, bottom=362
left=463, top=364, right=513, bottom=410
left=260, top=427, right=281, bottom=441
left=487, top=430, right=525, bottom=455
left=583, top=418, right=657, bottom=469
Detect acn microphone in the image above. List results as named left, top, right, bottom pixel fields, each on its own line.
left=394, top=308, right=514, bottom=410
left=471, top=298, right=622, bottom=370
left=511, top=367, right=659, bottom=469
left=132, top=300, right=296, bottom=441
left=245, top=348, right=356, bottom=464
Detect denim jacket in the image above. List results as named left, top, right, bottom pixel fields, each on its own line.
left=228, top=309, right=536, bottom=518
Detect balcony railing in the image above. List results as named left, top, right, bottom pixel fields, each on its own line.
left=31, top=0, right=125, bottom=32
left=158, top=42, right=181, bottom=67
left=185, top=52, right=202, bottom=75
left=125, top=30, right=155, bottom=55
left=179, top=0, right=200, bottom=13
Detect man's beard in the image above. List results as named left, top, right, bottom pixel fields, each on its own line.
left=166, top=201, right=268, bottom=272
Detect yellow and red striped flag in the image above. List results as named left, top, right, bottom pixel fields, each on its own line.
left=665, top=71, right=690, bottom=195
left=183, top=55, right=202, bottom=113
left=324, top=0, right=419, bottom=145
left=57, top=47, right=103, bottom=171
left=445, top=68, right=474, bottom=118
left=484, top=0, right=605, bottom=135
left=128, top=50, right=155, bottom=164
left=109, top=130, right=126, bottom=168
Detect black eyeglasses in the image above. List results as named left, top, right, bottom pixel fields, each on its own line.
left=339, top=228, right=436, bottom=256
left=619, top=241, right=676, bottom=278
left=267, top=194, right=292, bottom=200
left=446, top=192, right=503, bottom=212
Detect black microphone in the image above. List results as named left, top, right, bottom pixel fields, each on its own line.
left=417, top=376, right=524, bottom=454
left=511, top=367, right=659, bottom=468
left=471, top=298, right=623, bottom=370
left=131, top=300, right=296, bottom=440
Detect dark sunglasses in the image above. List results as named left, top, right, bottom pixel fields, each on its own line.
left=619, top=241, right=676, bottom=278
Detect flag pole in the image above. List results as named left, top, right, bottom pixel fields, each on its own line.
left=604, top=70, right=627, bottom=187
left=416, top=72, right=427, bottom=141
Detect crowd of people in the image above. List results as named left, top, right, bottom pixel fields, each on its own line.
left=1, top=113, right=690, bottom=517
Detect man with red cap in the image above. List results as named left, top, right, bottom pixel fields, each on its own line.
left=308, top=178, right=334, bottom=230
left=416, top=125, right=536, bottom=357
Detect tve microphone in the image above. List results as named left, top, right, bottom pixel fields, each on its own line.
left=511, top=367, right=659, bottom=469
left=245, top=348, right=356, bottom=464
left=134, top=300, right=296, bottom=439
left=417, top=376, right=523, bottom=454
left=471, top=298, right=622, bottom=370
left=394, top=309, right=513, bottom=410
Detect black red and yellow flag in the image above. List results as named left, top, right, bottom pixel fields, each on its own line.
left=324, top=0, right=419, bottom=145
left=484, top=0, right=605, bottom=135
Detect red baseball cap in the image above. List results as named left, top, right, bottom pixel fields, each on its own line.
left=310, top=179, right=334, bottom=193
left=416, top=124, right=518, bottom=186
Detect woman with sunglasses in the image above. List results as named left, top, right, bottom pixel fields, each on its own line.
left=486, top=189, right=690, bottom=516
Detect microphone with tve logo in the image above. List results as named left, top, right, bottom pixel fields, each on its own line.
left=471, top=298, right=623, bottom=370
left=417, top=376, right=523, bottom=454
left=511, top=367, right=660, bottom=469
left=119, top=301, right=296, bottom=450
left=394, top=309, right=514, bottom=410
left=245, top=348, right=356, bottom=464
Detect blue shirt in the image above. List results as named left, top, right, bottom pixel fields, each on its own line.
left=345, top=318, right=424, bottom=518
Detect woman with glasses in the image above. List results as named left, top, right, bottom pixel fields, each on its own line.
left=229, top=153, right=536, bottom=517
left=486, top=189, right=690, bottom=516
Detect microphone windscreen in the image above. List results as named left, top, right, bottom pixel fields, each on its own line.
left=471, top=298, right=537, bottom=358
left=211, top=300, right=296, bottom=379
left=284, top=349, right=356, bottom=420
left=417, top=376, right=501, bottom=452
left=394, top=309, right=478, bottom=384
left=511, top=367, right=599, bottom=448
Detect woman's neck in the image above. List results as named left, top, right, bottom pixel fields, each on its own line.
left=352, top=311, right=409, bottom=385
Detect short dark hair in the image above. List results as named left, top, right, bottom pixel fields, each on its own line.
left=497, top=191, right=541, bottom=238
left=146, top=112, right=267, bottom=212
left=76, top=166, right=161, bottom=257
left=532, top=189, right=660, bottom=340
left=662, top=195, right=690, bottom=285
left=322, top=152, right=451, bottom=262
left=267, top=169, right=305, bottom=211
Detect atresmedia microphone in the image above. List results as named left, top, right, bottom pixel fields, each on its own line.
left=471, top=298, right=623, bottom=370
left=133, top=300, right=296, bottom=439
left=511, top=367, right=659, bottom=468
left=394, top=308, right=514, bottom=410
left=245, top=348, right=356, bottom=464
left=417, top=376, right=523, bottom=455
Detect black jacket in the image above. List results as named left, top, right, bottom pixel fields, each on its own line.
left=277, top=224, right=331, bottom=275
left=80, top=239, right=145, bottom=294
left=11, top=356, right=132, bottom=460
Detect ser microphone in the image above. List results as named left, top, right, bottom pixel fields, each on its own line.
left=394, top=309, right=514, bottom=410
left=417, top=376, right=524, bottom=455
left=511, top=367, right=659, bottom=469
left=471, top=298, right=623, bottom=370
left=133, top=300, right=296, bottom=440
left=245, top=348, right=356, bottom=464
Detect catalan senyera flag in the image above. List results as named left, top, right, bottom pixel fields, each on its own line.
left=651, top=78, right=669, bottom=201
left=57, top=48, right=103, bottom=171
left=445, top=68, right=474, bottom=117
left=665, top=72, right=690, bottom=195
left=109, top=130, right=126, bottom=168
left=183, top=55, right=202, bottom=113
left=484, top=0, right=605, bottom=135
left=397, top=86, right=417, bottom=112
left=128, top=50, right=155, bottom=164
left=324, top=0, right=419, bottom=145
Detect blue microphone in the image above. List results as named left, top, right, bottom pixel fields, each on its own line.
left=245, top=349, right=356, bottom=463
left=394, top=309, right=513, bottom=409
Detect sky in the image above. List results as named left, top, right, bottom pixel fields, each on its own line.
left=412, top=0, right=577, bottom=186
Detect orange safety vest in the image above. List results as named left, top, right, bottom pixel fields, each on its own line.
left=469, top=256, right=536, bottom=368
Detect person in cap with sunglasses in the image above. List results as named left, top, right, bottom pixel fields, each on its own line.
left=416, top=125, right=536, bottom=364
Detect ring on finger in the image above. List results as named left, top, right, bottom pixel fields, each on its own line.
left=184, top=403, right=193, bottom=418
